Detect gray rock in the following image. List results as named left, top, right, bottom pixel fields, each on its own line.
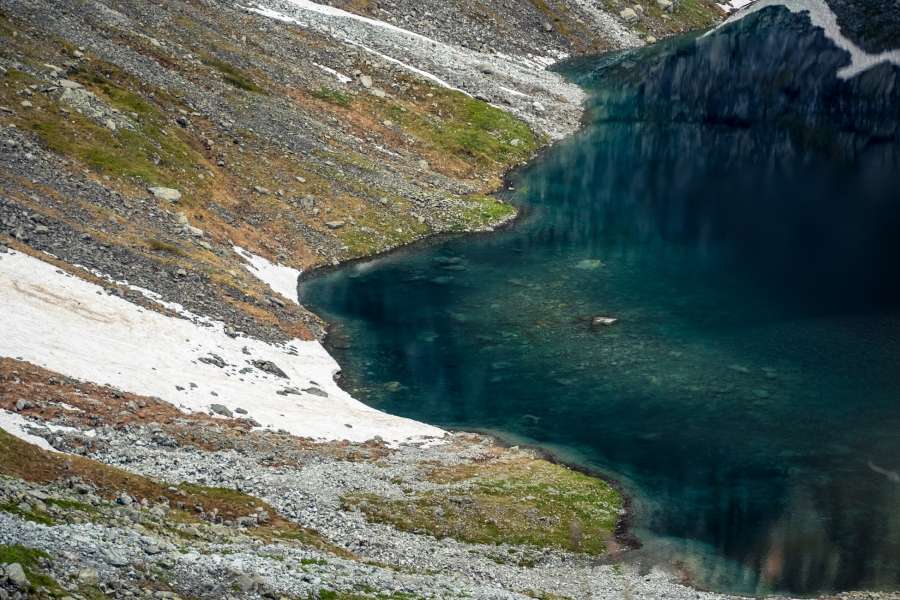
left=657, top=0, right=674, bottom=10
left=358, top=74, right=373, bottom=89
left=199, top=354, right=227, bottom=368
left=104, top=550, right=130, bottom=567
left=5, top=563, right=28, bottom=590
left=252, top=186, right=270, bottom=195
left=302, top=386, right=328, bottom=398
left=209, top=404, right=233, bottom=417
left=77, top=568, right=99, bottom=586
left=325, top=220, right=345, bottom=229
left=620, top=7, right=639, bottom=22
left=148, top=187, right=182, bottom=202
left=249, top=360, right=288, bottom=378
left=235, top=574, right=256, bottom=593
left=14, top=399, right=31, bottom=411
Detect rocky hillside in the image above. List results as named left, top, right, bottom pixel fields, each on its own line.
left=9, top=0, right=864, bottom=599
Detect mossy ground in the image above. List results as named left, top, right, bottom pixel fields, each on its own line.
left=450, top=195, right=517, bottom=231
left=0, top=544, right=64, bottom=594
left=0, top=501, right=55, bottom=525
left=200, top=54, right=266, bottom=93
left=343, top=452, right=622, bottom=555
left=374, top=86, right=541, bottom=177
left=0, top=429, right=331, bottom=549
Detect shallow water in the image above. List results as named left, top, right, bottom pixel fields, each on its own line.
left=299, top=6, right=900, bottom=595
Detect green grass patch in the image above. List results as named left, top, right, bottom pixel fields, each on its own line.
left=311, top=86, right=353, bottom=107
left=3, top=68, right=202, bottom=188
left=201, top=55, right=264, bottom=93
left=146, top=238, right=187, bottom=255
left=343, top=458, right=622, bottom=555
left=0, top=544, right=63, bottom=594
left=45, top=497, right=99, bottom=513
left=451, top=195, right=517, bottom=231
left=0, top=502, right=55, bottom=526
left=337, top=203, right=430, bottom=258
left=381, top=88, right=540, bottom=171
left=673, top=0, right=722, bottom=30
left=74, top=69, right=157, bottom=117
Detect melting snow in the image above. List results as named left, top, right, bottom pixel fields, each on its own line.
left=313, top=62, right=352, bottom=84
left=0, top=409, right=93, bottom=452
left=0, top=410, right=59, bottom=452
left=243, top=4, right=462, bottom=92
left=233, top=245, right=301, bottom=304
left=0, top=250, right=445, bottom=445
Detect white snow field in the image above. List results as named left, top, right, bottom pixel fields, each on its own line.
left=0, top=250, right=445, bottom=445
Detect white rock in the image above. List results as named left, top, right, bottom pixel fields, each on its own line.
left=147, top=187, right=182, bottom=202
left=592, top=316, right=619, bottom=327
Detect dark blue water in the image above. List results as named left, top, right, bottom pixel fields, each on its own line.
left=300, top=6, right=900, bottom=596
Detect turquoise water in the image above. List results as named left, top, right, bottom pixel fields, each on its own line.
left=299, top=7, right=900, bottom=595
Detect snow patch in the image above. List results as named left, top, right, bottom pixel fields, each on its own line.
left=0, top=410, right=59, bottom=452
left=343, top=38, right=464, bottom=92
left=313, top=62, right=352, bottom=84
left=241, top=0, right=588, bottom=139
left=243, top=5, right=462, bottom=92
left=718, top=0, right=756, bottom=12
left=233, top=245, right=301, bottom=304
left=0, top=250, right=445, bottom=445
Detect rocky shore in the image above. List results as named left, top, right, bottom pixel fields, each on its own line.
left=8, top=1, right=888, bottom=599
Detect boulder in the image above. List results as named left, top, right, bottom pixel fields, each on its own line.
left=77, top=568, right=99, bottom=586
left=148, top=187, right=182, bottom=202
left=104, top=550, right=129, bottom=567
left=209, top=404, right=233, bottom=417
left=5, top=563, right=29, bottom=590
left=620, top=7, right=639, bottom=22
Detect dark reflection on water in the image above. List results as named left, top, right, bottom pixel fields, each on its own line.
left=299, top=6, right=900, bottom=595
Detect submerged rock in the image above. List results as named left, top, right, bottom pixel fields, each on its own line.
left=591, top=316, right=618, bottom=327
